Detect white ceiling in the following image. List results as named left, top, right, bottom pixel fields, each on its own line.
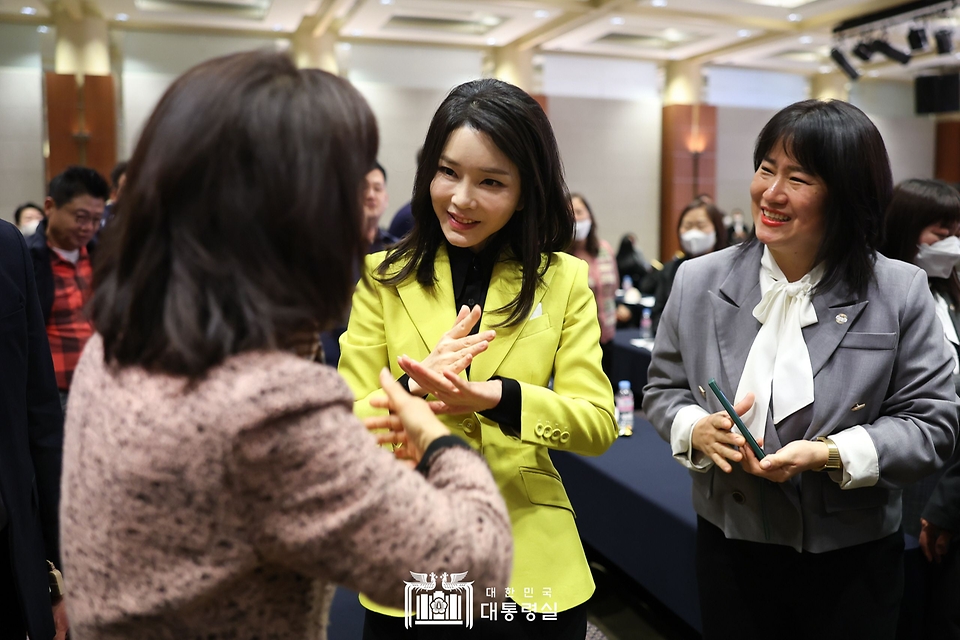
left=3, top=0, right=960, bottom=80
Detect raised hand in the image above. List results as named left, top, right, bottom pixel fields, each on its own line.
left=366, top=368, right=451, bottom=465
left=399, top=355, right=503, bottom=415
left=407, top=305, right=495, bottom=396
left=691, top=393, right=754, bottom=473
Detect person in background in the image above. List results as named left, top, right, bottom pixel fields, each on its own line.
left=727, top=207, right=749, bottom=245
left=649, top=199, right=727, bottom=334
left=567, top=193, right=620, bottom=381
left=26, top=166, right=108, bottom=412
left=881, top=178, right=960, bottom=640
left=643, top=99, right=957, bottom=640
left=60, top=51, right=512, bottom=640
left=386, top=148, right=422, bottom=242
left=0, top=221, right=67, bottom=640
left=14, top=202, right=44, bottom=237
left=616, top=232, right=650, bottom=288
left=364, top=162, right=393, bottom=253
left=339, top=77, right=617, bottom=639
left=101, top=161, right=127, bottom=228
left=920, top=456, right=960, bottom=639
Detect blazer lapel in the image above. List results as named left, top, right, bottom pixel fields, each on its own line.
left=470, top=255, right=553, bottom=382
left=710, top=243, right=763, bottom=395
left=396, top=246, right=458, bottom=355
left=805, top=283, right=867, bottom=378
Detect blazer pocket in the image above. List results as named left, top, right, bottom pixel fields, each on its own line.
left=520, top=467, right=575, bottom=517
left=838, top=332, right=897, bottom=350
left=517, top=314, right=552, bottom=341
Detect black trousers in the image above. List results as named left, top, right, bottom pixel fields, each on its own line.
left=0, top=527, right=27, bottom=640
left=361, top=601, right=587, bottom=640
left=696, top=516, right=904, bottom=640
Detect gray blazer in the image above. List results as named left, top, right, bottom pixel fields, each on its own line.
left=643, top=242, right=958, bottom=553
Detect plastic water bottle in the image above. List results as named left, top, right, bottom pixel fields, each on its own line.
left=640, top=307, right=653, bottom=339
left=616, top=380, right=634, bottom=437
left=622, top=275, right=633, bottom=291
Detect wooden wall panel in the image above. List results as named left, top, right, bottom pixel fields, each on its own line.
left=82, top=75, right=117, bottom=181
left=936, top=121, right=960, bottom=184
left=660, top=103, right=717, bottom=262
left=45, top=72, right=80, bottom=182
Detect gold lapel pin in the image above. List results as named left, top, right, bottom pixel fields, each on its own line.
left=698, top=385, right=706, bottom=398
left=852, top=403, right=865, bottom=412
left=835, top=313, right=848, bottom=324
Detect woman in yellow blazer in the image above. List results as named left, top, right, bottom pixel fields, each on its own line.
left=339, top=78, right=617, bottom=639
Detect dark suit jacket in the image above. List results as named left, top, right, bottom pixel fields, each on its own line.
left=0, top=221, right=64, bottom=640
left=25, top=218, right=97, bottom=324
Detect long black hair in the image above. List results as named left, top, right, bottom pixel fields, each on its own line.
left=747, top=99, right=892, bottom=295
left=377, top=78, right=573, bottom=327
left=91, top=51, right=377, bottom=377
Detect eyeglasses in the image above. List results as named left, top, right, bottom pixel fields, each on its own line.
left=70, top=210, right=104, bottom=228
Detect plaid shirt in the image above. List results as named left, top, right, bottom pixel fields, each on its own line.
left=46, top=246, right=94, bottom=391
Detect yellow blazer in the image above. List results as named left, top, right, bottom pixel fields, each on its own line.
left=339, top=245, right=617, bottom=614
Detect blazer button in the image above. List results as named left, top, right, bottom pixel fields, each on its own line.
left=551, top=429, right=561, bottom=441
left=732, top=491, right=746, bottom=505
left=542, top=425, right=554, bottom=439
left=461, top=419, right=477, bottom=434
left=535, top=423, right=544, bottom=437
left=559, top=432, right=571, bottom=444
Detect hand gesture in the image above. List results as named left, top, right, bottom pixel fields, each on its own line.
left=919, top=518, right=954, bottom=564
left=691, top=393, right=754, bottom=473
left=399, top=355, right=502, bottom=415
left=365, top=368, right=451, bottom=466
left=739, top=438, right=828, bottom=482
left=407, top=305, right=495, bottom=396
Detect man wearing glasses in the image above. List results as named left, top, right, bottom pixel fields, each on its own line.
left=27, top=166, right=109, bottom=412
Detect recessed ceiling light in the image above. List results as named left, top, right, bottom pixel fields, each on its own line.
left=534, top=9, right=549, bottom=19
left=868, top=70, right=880, bottom=77
left=380, top=0, right=394, bottom=4
left=480, top=16, right=500, bottom=26
left=788, top=13, right=802, bottom=22
left=819, top=65, right=832, bottom=73
left=487, top=38, right=497, bottom=46
left=37, top=25, right=48, bottom=33
left=651, top=0, right=667, bottom=7
left=611, top=16, right=625, bottom=25
left=115, top=13, right=129, bottom=21
left=20, top=6, right=36, bottom=15
left=272, top=24, right=283, bottom=31
left=799, top=35, right=812, bottom=44
left=350, top=29, right=363, bottom=37
left=737, top=29, right=751, bottom=38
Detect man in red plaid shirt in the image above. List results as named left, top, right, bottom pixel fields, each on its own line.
left=26, top=166, right=109, bottom=412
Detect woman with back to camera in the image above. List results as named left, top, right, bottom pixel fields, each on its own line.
left=567, top=193, right=620, bottom=381
left=649, top=198, right=726, bottom=334
left=339, top=78, right=618, bottom=639
left=881, top=178, right=960, bottom=639
left=643, top=100, right=958, bottom=640
left=58, top=51, right=512, bottom=640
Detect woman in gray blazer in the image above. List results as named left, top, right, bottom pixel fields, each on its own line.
left=643, top=100, right=958, bottom=640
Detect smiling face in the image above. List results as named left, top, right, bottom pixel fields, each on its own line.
left=750, top=142, right=827, bottom=279
left=431, top=126, right=522, bottom=253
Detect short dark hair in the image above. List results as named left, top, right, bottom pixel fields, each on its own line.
left=568, top=192, right=600, bottom=257
left=110, top=161, right=128, bottom=190
left=881, top=178, right=960, bottom=301
left=14, top=202, right=43, bottom=225
left=378, top=78, right=573, bottom=327
left=47, top=166, right=109, bottom=207
left=91, top=51, right=377, bottom=377
left=678, top=199, right=727, bottom=252
left=369, top=161, right=386, bottom=183
left=748, top=99, right=892, bottom=294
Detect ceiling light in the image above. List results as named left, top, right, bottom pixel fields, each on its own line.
left=651, top=0, right=667, bottom=7
left=480, top=16, right=500, bottom=26
left=380, top=0, right=394, bottom=4
left=936, top=29, right=954, bottom=55
left=799, top=35, right=812, bottom=44
left=872, top=39, right=911, bottom=64
left=819, top=65, right=833, bottom=74
left=20, top=6, right=36, bottom=14
left=534, top=9, right=549, bottom=18
left=788, top=13, right=802, bottom=22
left=611, top=16, right=625, bottom=25
left=36, top=25, right=47, bottom=33
left=852, top=41, right=874, bottom=61
left=350, top=29, right=363, bottom=37
left=271, top=23, right=283, bottom=31
left=486, top=38, right=497, bottom=46
left=908, top=27, right=928, bottom=51
left=868, top=70, right=880, bottom=77
left=737, top=29, right=751, bottom=38
left=830, top=48, right=860, bottom=80
left=115, top=13, right=129, bottom=21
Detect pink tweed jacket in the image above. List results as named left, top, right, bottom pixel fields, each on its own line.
left=61, top=336, right=512, bottom=639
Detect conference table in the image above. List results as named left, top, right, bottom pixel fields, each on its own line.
left=552, top=417, right=703, bottom=633
left=610, top=328, right=653, bottom=397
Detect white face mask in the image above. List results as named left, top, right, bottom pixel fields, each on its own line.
left=19, top=219, right=40, bottom=237
left=915, top=236, right=960, bottom=279
left=574, top=219, right=592, bottom=242
left=680, top=229, right=716, bottom=257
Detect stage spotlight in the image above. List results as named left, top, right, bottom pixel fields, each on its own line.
left=872, top=39, right=911, bottom=64
left=830, top=48, right=860, bottom=80
left=852, top=41, right=874, bottom=61
left=936, top=29, right=954, bottom=54
left=908, top=27, right=928, bottom=51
